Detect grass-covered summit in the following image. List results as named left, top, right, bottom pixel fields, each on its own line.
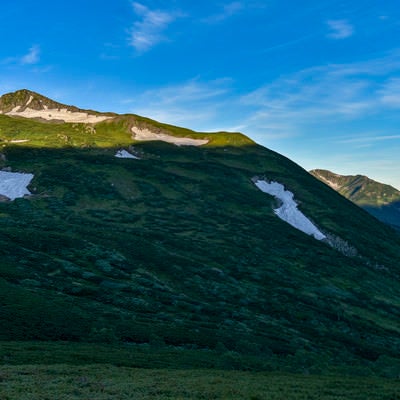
left=0, top=90, right=399, bottom=377
left=0, top=89, right=253, bottom=148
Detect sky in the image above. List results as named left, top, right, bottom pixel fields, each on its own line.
left=1, top=0, right=400, bottom=188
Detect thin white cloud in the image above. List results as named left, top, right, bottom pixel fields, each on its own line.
left=124, top=78, right=233, bottom=130
left=239, top=52, right=400, bottom=139
left=1, top=45, right=41, bottom=66
left=260, top=34, right=315, bottom=54
left=204, top=2, right=243, bottom=23
left=117, top=51, right=400, bottom=143
left=21, top=45, right=40, bottom=65
left=32, top=65, right=53, bottom=74
left=326, top=19, right=354, bottom=39
left=337, top=134, right=400, bottom=144
left=129, top=2, right=181, bottom=52
left=379, top=78, right=400, bottom=108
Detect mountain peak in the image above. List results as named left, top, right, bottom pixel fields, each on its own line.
left=0, top=89, right=64, bottom=113
left=0, top=89, right=114, bottom=123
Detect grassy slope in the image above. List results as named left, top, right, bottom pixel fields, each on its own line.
left=1, top=342, right=399, bottom=399
left=1, top=364, right=399, bottom=400
left=0, top=114, right=400, bottom=377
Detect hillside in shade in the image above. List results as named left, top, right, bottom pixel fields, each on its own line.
left=0, top=89, right=399, bottom=377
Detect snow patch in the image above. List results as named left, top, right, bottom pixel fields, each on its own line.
left=9, top=105, right=21, bottom=113
left=25, top=95, right=34, bottom=107
left=6, top=107, right=112, bottom=123
left=131, top=126, right=208, bottom=146
left=0, top=171, right=34, bottom=200
left=115, top=150, right=140, bottom=159
left=255, top=180, right=326, bottom=240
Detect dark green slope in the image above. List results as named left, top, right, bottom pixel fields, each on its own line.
left=310, top=169, right=400, bottom=229
left=0, top=91, right=400, bottom=374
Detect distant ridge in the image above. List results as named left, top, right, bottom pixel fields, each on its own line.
left=310, top=169, right=400, bottom=229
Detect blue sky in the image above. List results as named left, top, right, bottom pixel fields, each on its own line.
left=1, top=1, right=400, bottom=188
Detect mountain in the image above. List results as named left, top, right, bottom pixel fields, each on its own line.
left=310, top=169, right=400, bottom=230
left=1, top=90, right=400, bottom=376
left=0, top=89, right=116, bottom=123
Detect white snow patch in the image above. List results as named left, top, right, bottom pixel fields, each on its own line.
left=25, top=95, right=34, bottom=107
left=115, top=150, right=140, bottom=159
left=6, top=107, right=112, bottom=123
left=0, top=171, right=34, bottom=200
left=9, top=105, right=21, bottom=113
left=255, top=180, right=326, bottom=240
left=131, top=126, right=208, bottom=146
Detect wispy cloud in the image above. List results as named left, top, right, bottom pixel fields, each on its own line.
left=123, top=78, right=233, bottom=130
left=379, top=78, right=400, bottom=108
left=129, top=2, right=182, bottom=52
left=1, top=45, right=41, bottom=66
left=203, top=2, right=243, bottom=23
left=326, top=19, right=354, bottom=39
left=337, top=134, right=400, bottom=144
left=239, top=51, right=400, bottom=139
left=21, top=45, right=40, bottom=64
left=117, top=50, right=400, bottom=143
left=260, top=34, right=315, bottom=54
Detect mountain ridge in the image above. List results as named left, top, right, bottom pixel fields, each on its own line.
left=0, top=89, right=255, bottom=147
left=310, top=168, right=400, bottom=229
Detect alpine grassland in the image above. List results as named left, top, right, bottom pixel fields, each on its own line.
left=1, top=91, right=400, bottom=398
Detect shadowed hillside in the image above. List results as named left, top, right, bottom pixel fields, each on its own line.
left=0, top=90, right=399, bottom=378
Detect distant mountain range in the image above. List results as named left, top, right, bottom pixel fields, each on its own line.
left=310, top=169, right=400, bottom=230
left=0, top=89, right=400, bottom=375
